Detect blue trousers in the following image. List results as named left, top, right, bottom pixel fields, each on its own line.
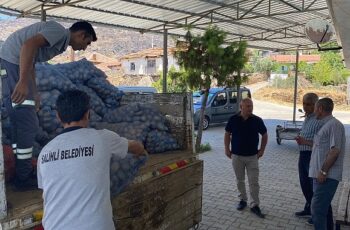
left=0, top=59, right=39, bottom=181
left=298, top=151, right=313, bottom=211
left=311, top=178, right=339, bottom=230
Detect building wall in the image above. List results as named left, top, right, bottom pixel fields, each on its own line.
left=122, top=55, right=180, bottom=75
left=121, top=58, right=146, bottom=75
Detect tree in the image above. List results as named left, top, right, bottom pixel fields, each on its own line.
left=251, top=56, right=276, bottom=78
left=175, top=26, right=248, bottom=152
left=311, top=52, right=350, bottom=85
left=152, top=66, right=189, bottom=93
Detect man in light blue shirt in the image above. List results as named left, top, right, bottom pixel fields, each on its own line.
left=0, top=20, right=97, bottom=190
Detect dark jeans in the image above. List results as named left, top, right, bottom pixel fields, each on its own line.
left=311, top=178, right=339, bottom=230
left=298, top=151, right=313, bottom=211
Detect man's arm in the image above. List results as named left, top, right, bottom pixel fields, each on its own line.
left=224, top=132, right=232, bottom=159
left=258, top=132, right=268, bottom=158
left=295, top=136, right=313, bottom=146
left=12, top=34, right=49, bottom=104
left=317, top=147, right=340, bottom=183
left=128, top=140, right=146, bottom=156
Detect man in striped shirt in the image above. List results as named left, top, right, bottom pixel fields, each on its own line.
left=294, top=93, right=324, bottom=218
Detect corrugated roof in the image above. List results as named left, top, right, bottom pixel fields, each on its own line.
left=0, top=0, right=334, bottom=51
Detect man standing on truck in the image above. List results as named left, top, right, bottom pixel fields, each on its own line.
left=0, top=20, right=97, bottom=190
left=38, top=90, right=146, bottom=230
left=294, top=93, right=324, bottom=223
left=224, top=98, right=268, bottom=218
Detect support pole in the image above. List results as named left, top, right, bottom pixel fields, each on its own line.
left=0, top=68, right=6, bottom=219
left=292, top=49, right=299, bottom=122
left=41, top=4, right=46, bottom=22
left=162, top=28, right=168, bottom=93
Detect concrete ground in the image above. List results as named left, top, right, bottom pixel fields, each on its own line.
left=197, top=98, right=350, bottom=230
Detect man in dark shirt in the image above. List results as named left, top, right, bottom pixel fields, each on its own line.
left=224, top=98, right=268, bottom=218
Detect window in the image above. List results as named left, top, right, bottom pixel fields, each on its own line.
left=213, top=92, right=227, bottom=107
left=242, top=91, right=251, bottom=99
left=229, top=91, right=237, bottom=104
left=281, top=65, right=288, bottom=71
left=147, top=59, right=156, bottom=68
left=130, top=62, right=135, bottom=71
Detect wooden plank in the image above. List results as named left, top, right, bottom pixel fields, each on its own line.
left=115, top=187, right=202, bottom=230
left=4, top=187, right=42, bottom=220
left=138, top=150, right=196, bottom=175
left=113, top=160, right=203, bottom=229
left=336, top=182, right=350, bottom=225
left=114, top=160, right=203, bottom=212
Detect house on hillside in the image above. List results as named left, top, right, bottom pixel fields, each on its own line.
left=120, top=47, right=179, bottom=75
left=270, top=54, right=320, bottom=73
left=50, top=51, right=122, bottom=73
left=83, top=52, right=121, bottom=72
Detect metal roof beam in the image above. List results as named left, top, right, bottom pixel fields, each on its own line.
left=199, top=0, right=327, bottom=27
left=118, top=0, right=202, bottom=16
left=31, top=2, right=172, bottom=24
left=247, top=35, right=306, bottom=41
left=274, top=0, right=302, bottom=11
left=20, top=12, right=184, bottom=37
left=195, top=0, right=319, bottom=39
left=120, top=0, right=299, bottom=38
left=149, top=22, right=301, bottom=47
left=305, top=0, right=317, bottom=10
left=20, top=0, right=51, bottom=16
left=242, top=6, right=328, bottom=20
left=199, top=0, right=327, bottom=37
left=239, top=0, right=264, bottom=19
left=31, top=0, right=88, bottom=14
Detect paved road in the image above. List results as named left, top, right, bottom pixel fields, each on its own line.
left=197, top=97, right=350, bottom=230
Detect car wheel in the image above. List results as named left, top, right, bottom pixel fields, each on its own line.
left=276, top=125, right=282, bottom=145
left=203, top=116, right=210, bottom=130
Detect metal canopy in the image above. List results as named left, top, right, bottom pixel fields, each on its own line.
left=0, top=0, right=332, bottom=51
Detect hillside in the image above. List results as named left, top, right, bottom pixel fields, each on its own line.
left=0, top=18, right=174, bottom=59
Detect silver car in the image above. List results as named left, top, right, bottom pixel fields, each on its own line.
left=193, top=87, right=251, bottom=130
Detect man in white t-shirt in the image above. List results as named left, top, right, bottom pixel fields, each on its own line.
left=37, top=90, right=145, bottom=230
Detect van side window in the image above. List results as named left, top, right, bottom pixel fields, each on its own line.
left=213, top=92, right=227, bottom=107
left=242, top=91, right=251, bottom=99
left=229, top=91, right=237, bottom=104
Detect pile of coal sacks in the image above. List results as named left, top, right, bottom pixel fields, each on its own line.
left=2, top=59, right=180, bottom=195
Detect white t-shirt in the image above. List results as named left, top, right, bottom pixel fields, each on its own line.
left=37, top=127, right=128, bottom=230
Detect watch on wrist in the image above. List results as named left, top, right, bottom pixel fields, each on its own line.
left=320, top=170, right=327, bottom=176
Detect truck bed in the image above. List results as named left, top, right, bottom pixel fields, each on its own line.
left=2, top=150, right=197, bottom=229
left=1, top=92, right=200, bottom=229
